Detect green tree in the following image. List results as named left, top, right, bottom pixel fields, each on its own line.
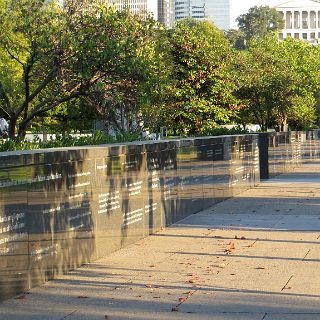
left=81, top=18, right=171, bottom=135
left=276, top=38, right=320, bottom=129
left=237, top=6, right=284, bottom=43
left=234, top=35, right=319, bottom=131
left=0, top=0, right=169, bottom=139
left=225, top=29, right=246, bottom=50
left=32, top=99, right=98, bottom=133
left=162, top=19, right=236, bottom=135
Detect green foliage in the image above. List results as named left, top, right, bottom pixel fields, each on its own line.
left=200, top=126, right=249, bottom=137
left=32, top=99, right=98, bottom=133
left=0, top=0, right=169, bottom=139
left=0, top=1, right=319, bottom=142
left=233, top=35, right=317, bottom=131
left=0, top=131, right=141, bottom=152
left=237, top=6, right=284, bottom=43
left=162, top=19, right=236, bottom=135
left=225, top=29, right=246, bottom=50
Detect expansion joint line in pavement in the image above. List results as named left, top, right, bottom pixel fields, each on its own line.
left=59, top=309, right=77, bottom=320
left=302, top=249, right=311, bottom=260
left=281, top=275, right=294, bottom=291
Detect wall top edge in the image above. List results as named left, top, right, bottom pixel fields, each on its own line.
left=2, top=130, right=319, bottom=159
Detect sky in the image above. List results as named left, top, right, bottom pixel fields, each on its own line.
left=230, top=0, right=286, bottom=28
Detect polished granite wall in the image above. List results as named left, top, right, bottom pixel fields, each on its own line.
left=0, top=135, right=260, bottom=300
left=262, top=131, right=320, bottom=178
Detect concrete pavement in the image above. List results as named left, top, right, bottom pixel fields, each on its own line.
left=1, top=164, right=320, bottom=320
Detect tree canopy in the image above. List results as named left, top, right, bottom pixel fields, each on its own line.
left=0, top=0, right=169, bottom=139
left=234, top=35, right=319, bottom=131
left=161, top=19, right=236, bottom=135
left=0, top=2, right=319, bottom=143
left=237, top=6, right=284, bottom=43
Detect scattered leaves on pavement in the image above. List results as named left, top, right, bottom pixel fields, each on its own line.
left=225, top=242, right=235, bottom=254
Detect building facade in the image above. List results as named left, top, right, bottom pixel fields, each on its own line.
left=174, top=0, right=231, bottom=30
left=108, top=0, right=174, bottom=27
left=205, top=0, right=230, bottom=30
left=158, top=0, right=175, bottom=27
left=275, top=0, right=320, bottom=43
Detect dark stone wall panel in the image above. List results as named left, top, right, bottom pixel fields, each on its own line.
left=0, top=134, right=261, bottom=301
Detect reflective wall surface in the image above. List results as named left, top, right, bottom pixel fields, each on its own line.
left=266, top=131, right=320, bottom=178
left=0, top=135, right=259, bottom=300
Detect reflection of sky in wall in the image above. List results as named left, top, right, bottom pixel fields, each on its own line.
left=230, top=0, right=285, bottom=28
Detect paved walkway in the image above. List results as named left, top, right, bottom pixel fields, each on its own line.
left=1, top=164, right=320, bottom=320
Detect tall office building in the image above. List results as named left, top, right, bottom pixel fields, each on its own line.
left=174, top=0, right=231, bottom=30
left=175, top=0, right=205, bottom=20
left=158, top=0, right=175, bottom=27
left=108, top=0, right=158, bottom=19
left=108, top=0, right=174, bottom=27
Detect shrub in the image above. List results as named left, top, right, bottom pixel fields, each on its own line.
left=0, top=131, right=141, bottom=152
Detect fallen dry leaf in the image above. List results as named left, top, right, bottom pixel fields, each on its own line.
left=14, top=295, right=26, bottom=300
left=225, top=241, right=235, bottom=254
left=256, top=267, right=266, bottom=270
left=188, top=279, right=196, bottom=283
left=145, top=284, right=152, bottom=288
left=149, top=264, right=155, bottom=268
left=77, top=295, right=88, bottom=299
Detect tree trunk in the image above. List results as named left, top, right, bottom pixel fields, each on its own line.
left=17, top=121, right=28, bottom=140
left=8, top=115, right=17, bottom=139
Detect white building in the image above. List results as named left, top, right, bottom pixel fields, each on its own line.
left=175, top=0, right=231, bottom=30
left=108, top=0, right=174, bottom=27
left=108, top=0, right=158, bottom=19
left=175, top=0, right=205, bottom=20
left=275, top=0, right=320, bottom=43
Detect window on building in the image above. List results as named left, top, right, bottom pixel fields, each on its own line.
left=302, top=11, right=308, bottom=29
left=310, top=11, right=316, bottom=28
left=286, top=11, right=292, bottom=29
left=294, top=11, right=300, bottom=28
left=302, top=33, right=308, bottom=39
left=279, top=33, right=283, bottom=40
left=286, top=33, right=292, bottom=37
left=294, top=33, right=299, bottom=39
left=318, top=11, right=320, bottom=28
left=311, top=32, right=316, bottom=39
